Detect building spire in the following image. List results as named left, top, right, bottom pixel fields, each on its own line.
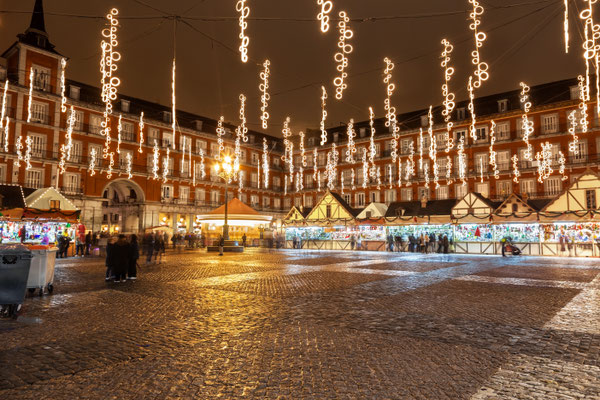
left=27, top=0, right=47, bottom=35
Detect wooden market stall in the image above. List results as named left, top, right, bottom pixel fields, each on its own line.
left=451, top=192, right=501, bottom=255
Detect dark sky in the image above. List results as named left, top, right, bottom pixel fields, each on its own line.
left=0, top=0, right=583, bottom=136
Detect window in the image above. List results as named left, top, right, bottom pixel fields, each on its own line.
left=239, top=150, right=246, bottom=161
left=385, top=189, right=397, bottom=203
left=180, top=158, right=190, bottom=177
left=29, top=134, right=46, bottom=158
left=90, top=114, right=103, bottom=134
left=274, top=197, right=281, bottom=209
left=25, top=169, right=44, bottom=188
left=50, top=200, right=60, bottom=209
left=274, top=157, right=280, bottom=166
left=497, top=151, right=510, bottom=171
left=210, top=190, right=220, bottom=204
left=436, top=185, right=449, bottom=200
left=420, top=115, right=428, bottom=127
left=72, top=110, right=84, bottom=131
left=273, top=176, right=281, bottom=188
left=179, top=186, right=189, bottom=202
left=519, top=148, right=533, bottom=169
left=148, top=128, right=159, bottom=143
left=475, top=153, right=488, bottom=173
left=317, top=153, right=326, bottom=166
left=121, top=122, right=134, bottom=141
left=400, top=138, right=411, bottom=155
left=263, top=196, right=270, bottom=208
left=69, top=85, right=80, bottom=100
left=251, top=172, right=258, bottom=187
left=251, top=152, right=260, bottom=165
left=120, top=100, right=130, bottom=113
left=251, top=195, right=259, bottom=207
left=179, top=135, right=190, bottom=152
left=541, top=114, right=558, bottom=134
left=161, top=185, right=173, bottom=199
left=162, top=132, right=173, bottom=148
left=570, top=140, right=588, bottom=163
left=355, top=192, right=366, bottom=207
left=0, top=164, right=6, bottom=184
left=31, top=64, right=51, bottom=91
left=306, top=174, right=314, bottom=188
left=516, top=117, right=534, bottom=138
left=498, top=99, right=508, bottom=113
left=196, top=139, right=207, bottom=155
left=418, top=187, right=430, bottom=200
left=326, top=204, right=332, bottom=218
left=475, top=182, right=489, bottom=198
left=475, top=126, right=488, bottom=141
left=455, top=183, right=468, bottom=199
left=498, top=180, right=513, bottom=197
left=210, top=143, right=219, bottom=157
left=343, top=193, right=351, bottom=205
left=304, top=195, right=314, bottom=208
left=496, top=122, right=510, bottom=141
left=71, top=141, right=82, bottom=163
left=359, top=127, right=367, bottom=138
left=63, top=173, right=80, bottom=194
left=520, top=179, right=535, bottom=196
left=370, top=191, right=380, bottom=203
left=89, top=144, right=102, bottom=168
left=457, top=107, right=466, bottom=120
left=436, top=133, right=447, bottom=150
left=284, top=197, right=291, bottom=209
left=195, top=188, right=205, bottom=204
left=545, top=177, right=562, bottom=196
left=401, top=188, right=413, bottom=201
left=333, top=132, right=339, bottom=142
left=162, top=111, right=172, bottom=123
left=454, top=129, right=467, bottom=143
left=194, top=163, right=204, bottom=180
left=586, top=189, right=597, bottom=209
left=119, top=150, right=132, bottom=170
left=30, top=102, right=49, bottom=124
left=570, top=85, right=581, bottom=100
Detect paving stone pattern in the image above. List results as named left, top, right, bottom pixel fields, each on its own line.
left=0, top=249, right=599, bottom=399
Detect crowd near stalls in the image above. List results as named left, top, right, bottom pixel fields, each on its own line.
left=283, top=172, right=600, bottom=257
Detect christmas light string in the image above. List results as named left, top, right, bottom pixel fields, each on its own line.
left=106, top=152, right=114, bottom=179
left=333, top=11, right=353, bottom=100
left=469, top=0, right=489, bottom=88
left=60, top=58, right=67, bottom=113
left=126, top=152, right=133, bottom=178
left=59, top=106, right=76, bottom=174
left=489, top=120, right=499, bottom=179
left=351, top=168, right=356, bottom=190
left=0, top=80, right=8, bottom=151
left=313, top=148, right=318, bottom=180
left=519, top=82, right=534, bottom=161
left=558, top=150, right=568, bottom=181
left=580, top=3, right=597, bottom=115
left=88, top=147, right=97, bottom=176
left=457, top=135, right=467, bottom=186
left=259, top=59, right=270, bottom=129
left=116, top=114, right=122, bottom=154
left=320, top=86, right=328, bottom=145
left=24, top=136, right=32, bottom=170
left=563, top=0, right=569, bottom=54
left=440, top=39, right=455, bottom=151
left=171, top=59, right=176, bottom=150
left=317, top=0, right=333, bottom=33
left=446, top=155, right=453, bottom=184
left=567, top=109, right=579, bottom=154
left=345, top=119, right=356, bottom=163
left=162, top=147, right=170, bottom=183
left=14, top=136, right=23, bottom=168
left=383, top=57, right=399, bottom=162
left=536, top=141, right=553, bottom=183
left=152, top=140, right=160, bottom=180
left=361, top=148, right=369, bottom=188
left=216, top=116, right=225, bottom=160
left=427, top=106, right=439, bottom=188
left=376, top=166, right=382, bottom=190
left=388, top=164, right=393, bottom=189
left=282, top=117, right=293, bottom=182
left=27, top=67, right=33, bottom=123
left=100, top=8, right=121, bottom=158
left=262, top=138, right=269, bottom=188
left=368, top=107, right=377, bottom=179
left=3, top=117, right=9, bottom=153
left=300, top=131, right=307, bottom=167
left=479, top=157, right=484, bottom=183
left=512, top=154, right=520, bottom=183
left=467, top=77, right=477, bottom=141
left=138, top=112, right=144, bottom=153
left=199, top=149, right=206, bottom=178
left=236, top=0, right=250, bottom=62
left=577, top=75, right=589, bottom=133
left=418, top=128, right=424, bottom=171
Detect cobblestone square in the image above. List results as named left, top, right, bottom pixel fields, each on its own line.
left=1, top=249, right=599, bottom=399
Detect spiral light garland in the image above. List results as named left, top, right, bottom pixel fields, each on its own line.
left=376, top=166, right=382, bottom=190
left=558, top=151, right=568, bottom=181
left=60, top=58, right=67, bottom=113
left=345, top=119, right=356, bottom=163
left=489, top=120, right=499, bottom=179
left=427, top=106, right=439, bottom=189
left=162, top=147, right=170, bottom=183
left=199, top=149, right=206, bottom=179
left=519, top=82, right=534, bottom=161
left=216, top=116, right=225, bottom=160
left=24, top=136, right=32, bottom=170
left=106, top=152, right=114, bottom=179
left=368, top=107, right=377, bottom=178
left=27, top=67, right=33, bottom=123
left=577, top=75, right=589, bottom=133
left=300, top=131, right=307, bottom=167
left=14, top=136, right=23, bottom=168
left=320, top=86, right=328, bottom=145
left=116, top=114, right=122, bottom=154
left=468, top=0, right=489, bottom=88
left=440, top=39, right=456, bottom=151
left=580, top=1, right=600, bottom=116
left=88, top=147, right=97, bottom=176
left=568, top=109, right=579, bottom=154
left=333, top=11, right=353, bottom=100
left=259, top=59, right=270, bottom=129
left=512, top=154, right=520, bottom=183
left=59, top=106, right=76, bottom=174
left=405, top=142, right=415, bottom=185
left=446, top=155, right=453, bottom=184
left=236, top=0, right=250, bottom=62
left=313, top=148, right=318, bottom=180
left=262, top=138, right=269, bottom=188
left=383, top=57, right=400, bottom=162
left=361, top=148, right=368, bottom=189
left=536, top=142, right=554, bottom=183
left=467, top=77, right=477, bottom=141
left=418, top=128, right=424, bottom=171
left=298, top=167, right=304, bottom=192
left=238, top=94, right=248, bottom=143
left=138, top=112, right=144, bottom=153
left=282, top=117, right=293, bottom=182
left=317, top=0, right=333, bottom=33
left=126, top=152, right=133, bottom=179
left=152, top=140, right=160, bottom=180
left=100, top=8, right=121, bottom=158
left=457, top=135, right=466, bottom=186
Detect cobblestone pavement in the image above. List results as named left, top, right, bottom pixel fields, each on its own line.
left=1, top=249, right=599, bottom=399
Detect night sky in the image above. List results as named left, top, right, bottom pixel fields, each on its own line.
left=0, top=0, right=583, bottom=136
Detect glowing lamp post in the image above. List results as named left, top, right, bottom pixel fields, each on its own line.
left=214, top=155, right=239, bottom=240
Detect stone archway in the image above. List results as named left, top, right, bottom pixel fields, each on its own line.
left=101, top=179, right=145, bottom=233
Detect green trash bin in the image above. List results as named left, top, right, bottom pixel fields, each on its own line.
left=0, top=244, right=33, bottom=319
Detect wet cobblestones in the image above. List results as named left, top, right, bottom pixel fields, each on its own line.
left=0, top=249, right=598, bottom=399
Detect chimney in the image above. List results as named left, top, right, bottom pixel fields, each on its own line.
left=420, top=196, right=427, bottom=208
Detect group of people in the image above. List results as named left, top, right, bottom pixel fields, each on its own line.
left=105, top=234, right=139, bottom=282
left=169, top=232, right=207, bottom=249
left=142, top=231, right=168, bottom=264
left=390, top=233, right=452, bottom=254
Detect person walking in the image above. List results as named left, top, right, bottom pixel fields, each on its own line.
left=218, top=234, right=225, bottom=256
left=144, top=233, right=155, bottom=264
left=18, top=225, right=27, bottom=243
left=242, top=233, right=247, bottom=248
left=350, top=235, right=356, bottom=250
left=105, top=236, right=115, bottom=281
left=128, top=234, right=139, bottom=280
left=85, top=231, right=92, bottom=256
left=111, top=234, right=130, bottom=282
left=75, top=233, right=85, bottom=256
left=443, top=235, right=449, bottom=254
left=423, top=234, right=429, bottom=254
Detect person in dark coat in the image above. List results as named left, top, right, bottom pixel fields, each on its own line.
left=128, top=235, right=139, bottom=280
left=144, top=233, right=155, bottom=264
left=111, top=234, right=131, bottom=282
left=105, top=237, right=115, bottom=281
left=443, top=235, right=449, bottom=254
left=18, top=226, right=27, bottom=243
left=85, top=231, right=92, bottom=256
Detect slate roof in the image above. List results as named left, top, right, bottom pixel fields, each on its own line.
left=329, top=191, right=362, bottom=217
left=385, top=199, right=457, bottom=218
left=0, top=185, right=27, bottom=209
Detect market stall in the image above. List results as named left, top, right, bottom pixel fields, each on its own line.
left=355, top=203, right=388, bottom=251
left=451, top=192, right=501, bottom=254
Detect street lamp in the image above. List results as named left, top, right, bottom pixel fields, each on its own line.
left=213, top=155, right=239, bottom=240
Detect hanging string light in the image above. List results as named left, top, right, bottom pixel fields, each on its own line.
left=397, top=158, right=402, bottom=187
left=418, top=128, right=424, bottom=171
left=479, top=157, right=484, bottom=183
left=406, top=141, right=415, bottom=184
left=536, top=142, right=554, bottom=183
left=440, top=39, right=456, bottom=151
left=106, top=152, right=115, bottom=179
left=512, top=154, right=520, bottom=183
left=519, top=82, right=534, bottom=161
left=320, top=86, right=328, bottom=145
left=383, top=57, right=400, bottom=162
left=199, top=149, right=206, bottom=178
left=126, top=152, right=133, bottom=179
left=100, top=8, right=121, bottom=158
left=259, top=59, right=270, bottom=129
left=238, top=170, right=244, bottom=193
left=236, top=0, right=250, bottom=62
left=181, top=136, right=186, bottom=174
left=457, top=135, right=467, bottom=186
left=59, top=106, right=76, bottom=174
left=238, top=94, right=248, bottom=143
left=193, top=160, right=196, bottom=186
left=298, top=167, right=304, bottom=192
left=262, top=138, right=269, bottom=188
left=88, top=147, right=97, bottom=176
left=467, top=77, right=477, bottom=141
left=577, top=75, right=589, bottom=133
left=376, top=166, right=382, bottom=190
left=171, top=59, right=176, bottom=150
left=27, top=67, right=34, bottom=123
left=361, top=148, right=369, bottom=188
left=580, top=3, right=597, bottom=115
left=116, top=114, right=122, bottom=154
left=446, top=155, right=453, bottom=184
left=284, top=175, right=288, bottom=196
left=333, top=11, right=353, bottom=100
left=488, top=120, right=499, bottom=179
left=351, top=168, right=356, bottom=190
left=152, top=140, right=160, bottom=180
left=14, top=136, right=23, bottom=168
left=468, top=0, right=489, bottom=88
left=558, top=150, right=568, bottom=181
left=138, top=112, right=144, bottom=153
left=300, top=131, right=307, bottom=167
left=317, top=170, right=322, bottom=192
left=427, top=106, right=439, bottom=188
left=313, top=148, right=318, bottom=180
left=345, top=119, right=356, bottom=163
left=216, top=116, right=225, bottom=160
left=60, top=58, right=67, bottom=113
left=24, top=136, right=32, bottom=170
left=564, top=0, right=569, bottom=54
left=162, top=147, right=170, bottom=183
left=568, top=109, right=579, bottom=154
left=0, top=80, right=8, bottom=131
left=387, top=164, right=393, bottom=189
left=368, top=107, right=377, bottom=178
left=3, top=117, right=9, bottom=153
left=281, top=117, right=293, bottom=181
left=424, top=158, right=430, bottom=188
left=317, top=0, right=333, bottom=33
left=327, top=143, right=339, bottom=190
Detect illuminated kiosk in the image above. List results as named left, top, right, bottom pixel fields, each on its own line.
left=197, top=198, right=272, bottom=252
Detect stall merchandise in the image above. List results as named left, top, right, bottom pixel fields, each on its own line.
left=0, top=221, right=76, bottom=244
left=454, top=224, right=494, bottom=242
left=542, top=223, right=600, bottom=243
left=493, top=224, right=540, bottom=243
